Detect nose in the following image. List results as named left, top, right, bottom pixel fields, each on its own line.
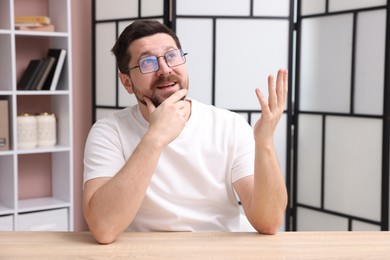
left=156, top=56, right=172, bottom=75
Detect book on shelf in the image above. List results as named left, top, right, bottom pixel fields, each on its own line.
left=15, top=24, right=55, bottom=32
left=42, top=49, right=67, bottom=91
left=29, top=58, right=48, bottom=89
left=17, top=48, right=66, bottom=91
left=17, top=59, right=45, bottom=90
left=14, top=16, right=54, bottom=32
left=15, top=16, right=51, bottom=25
left=34, top=57, right=56, bottom=90
left=15, top=22, right=43, bottom=27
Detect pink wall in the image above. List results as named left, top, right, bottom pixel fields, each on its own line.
left=71, top=0, right=92, bottom=231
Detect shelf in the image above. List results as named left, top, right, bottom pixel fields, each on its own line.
left=0, top=0, right=73, bottom=231
left=0, top=29, right=11, bottom=34
left=18, top=197, right=70, bottom=213
left=14, top=31, right=69, bottom=37
left=0, top=150, right=14, bottom=156
left=16, top=145, right=70, bottom=155
left=16, top=90, right=70, bottom=96
left=0, top=205, right=14, bottom=215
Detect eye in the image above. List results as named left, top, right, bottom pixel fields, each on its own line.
left=140, top=56, right=157, bottom=67
left=166, top=50, right=179, bottom=60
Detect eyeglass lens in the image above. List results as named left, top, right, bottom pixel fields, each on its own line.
left=138, top=49, right=186, bottom=73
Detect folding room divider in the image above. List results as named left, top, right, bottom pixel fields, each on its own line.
left=92, top=0, right=390, bottom=231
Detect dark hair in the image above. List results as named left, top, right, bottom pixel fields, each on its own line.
left=111, top=20, right=182, bottom=73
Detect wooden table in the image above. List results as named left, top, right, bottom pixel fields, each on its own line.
left=1, top=231, right=390, bottom=259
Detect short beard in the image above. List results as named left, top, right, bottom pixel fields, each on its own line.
left=132, top=75, right=186, bottom=107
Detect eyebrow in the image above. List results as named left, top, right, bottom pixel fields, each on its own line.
left=138, top=47, right=177, bottom=59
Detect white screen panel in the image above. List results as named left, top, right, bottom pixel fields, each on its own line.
left=329, top=0, right=387, bottom=12
left=324, top=117, right=382, bottom=221
left=96, top=23, right=117, bottom=106
left=141, top=0, right=164, bottom=17
left=297, top=207, right=348, bottom=231
left=297, top=114, right=322, bottom=207
left=354, top=10, right=386, bottom=115
left=176, top=19, right=213, bottom=105
left=301, top=0, right=326, bottom=16
left=96, top=0, right=138, bottom=20
left=118, top=21, right=139, bottom=108
left=352, top=221, right=381, bottom=231
left=299, top=14, right=353, bottom=113
left=118, top=79, right=138, bottom=107
left=251, top=113, right=287, bottom=179
left=253, top=0, right=290, bottom=16
left=215, top=19, right=289, bottom=110
left=176, top=0, right=250, bottom=16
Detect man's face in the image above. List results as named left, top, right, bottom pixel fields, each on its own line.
left=126, top=33, right=189, bottom=107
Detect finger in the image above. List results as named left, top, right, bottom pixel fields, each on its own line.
left=268, top=74, right=277, bottom=111
left=165, top=89, right=188, bottom=104
left=144, top=96, right=156, bottom=114
left=255, top=88, right=269, bottom=113
left=283, top=69, right=288, bottom=109
left=180, top=111, right=188, bottom=119
left=175, top=100, right=186, bottom=110
left=276, top=69, right=284, bottom=109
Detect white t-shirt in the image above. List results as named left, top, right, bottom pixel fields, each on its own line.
left=83, top=99, right=255, bottom=231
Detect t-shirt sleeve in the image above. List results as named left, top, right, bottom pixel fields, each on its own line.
left=231, top=114, right=255, bottom=183
left=83, top=118, right=126, bottom=186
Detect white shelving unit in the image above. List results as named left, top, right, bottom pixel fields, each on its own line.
left=0, top=0, right=73, bottom=231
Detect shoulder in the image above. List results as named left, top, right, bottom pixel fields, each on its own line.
left=91, top=107, right=135, bottom=131
left=86, top=106, right=140, bottom=146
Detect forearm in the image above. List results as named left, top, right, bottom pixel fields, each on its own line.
left=247, top=142, right=287, bottom=234
left=84, top=134, right=164, bottom=243
left=242, top=69, right=287, bottom=234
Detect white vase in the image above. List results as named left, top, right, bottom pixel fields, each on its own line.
left=36, top=112, right=57, bottom=147
left=17, top=113, right=37, bottom=149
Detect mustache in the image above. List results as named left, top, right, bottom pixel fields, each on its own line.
left=154, top=75, right=179, bottom=86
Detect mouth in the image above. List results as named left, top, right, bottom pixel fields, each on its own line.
left=156, top=82, right=177, bottom=89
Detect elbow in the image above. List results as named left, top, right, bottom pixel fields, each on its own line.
left=85, top=216, right=120, bottom=244
left=90, top=228, right=118, bottom=244
left=84, top=209, right=120, bottom=244
left=250, top=214, right=284, bottom=235
left=95, top=235, right=117, bottom=245
left=256, top=225, right=279, bottom=235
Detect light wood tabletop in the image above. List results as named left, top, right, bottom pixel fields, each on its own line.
left=1, top=231, right=390, bottom=259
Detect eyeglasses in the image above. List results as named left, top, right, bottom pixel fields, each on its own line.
left=128, top=49, right=188, bottom=74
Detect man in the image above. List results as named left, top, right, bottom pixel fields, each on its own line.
left=83, top=20, right=288, bottom=244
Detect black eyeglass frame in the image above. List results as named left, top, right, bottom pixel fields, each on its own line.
left=127, top=49, right=188, bottom=74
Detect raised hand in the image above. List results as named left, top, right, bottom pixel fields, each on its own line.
left=144, top=89, right=189, bottom=148
left=254, top=69, right=288, bottom=145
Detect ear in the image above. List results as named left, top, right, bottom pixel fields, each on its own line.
left=118, top=73, right=134, bottom=94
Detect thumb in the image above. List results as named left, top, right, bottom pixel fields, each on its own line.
left=144, top=96, right=156, bottom=114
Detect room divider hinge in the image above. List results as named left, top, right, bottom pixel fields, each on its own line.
left=290, top=113, right=297, bottom=126
left=293, top=22, right=298, bottom=31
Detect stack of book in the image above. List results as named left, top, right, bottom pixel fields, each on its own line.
left=17, top=48, right=67, bottom=91
left=15, top=16, right=54, bottom=32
